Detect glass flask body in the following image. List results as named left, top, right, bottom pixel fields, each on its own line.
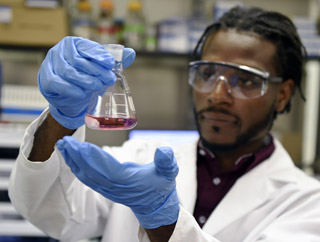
left=85, top=44, right=137, bottom=130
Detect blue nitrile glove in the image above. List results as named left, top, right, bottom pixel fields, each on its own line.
left=38, top=36, right=136, bottom=129
left=56, top=136, right=180, bottom=229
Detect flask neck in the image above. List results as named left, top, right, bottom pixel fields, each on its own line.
left=113, top=60, right=123, bottom=74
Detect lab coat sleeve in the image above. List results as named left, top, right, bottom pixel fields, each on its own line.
left=9, top=109, right=113, bottom=241
left=169, top=207, right=220, bottom=241
left=138, top=206, right=221, bottom=242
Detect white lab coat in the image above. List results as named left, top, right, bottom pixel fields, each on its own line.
left=9, top=110, right=320, bottom=242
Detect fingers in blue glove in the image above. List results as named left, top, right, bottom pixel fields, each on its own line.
left=75, top=38, right=115, bottom=67
left=39, top=72, right=92, bottom=99
left=56, top=137, right=176, bottom=198
left=56, top=136, right=123, bottom=182
left=154, top=147, right=179, bottom=180
left=41, top=38, right=134, bottom=99
left=57, top=137, right=143, bottom=201
left=74, top=38, right=135, bottom=73
left=53, top=38, right=116, bottom=85
left=56, top=137, right=105, bottom=189
left=122, top=48, right=136, bottom=69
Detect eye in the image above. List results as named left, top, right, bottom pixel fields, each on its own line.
left=237, top=75, right=262, bottom=89
left=200, top=67, right=212, bottom=80
left=199, top=66, right=218, bottom=81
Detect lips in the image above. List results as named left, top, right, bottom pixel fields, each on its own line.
left=200, top=111, right=238, bottom=124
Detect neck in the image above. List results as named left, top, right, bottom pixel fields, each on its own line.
left=201, top=134, right=270, bottom=172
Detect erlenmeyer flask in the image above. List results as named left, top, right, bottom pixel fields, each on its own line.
left=85, top=44, right=137, bottom=130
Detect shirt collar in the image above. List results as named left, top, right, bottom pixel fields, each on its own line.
left=197, top=134, right=275, bottom=173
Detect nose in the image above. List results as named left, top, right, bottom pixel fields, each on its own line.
left=207, top=76, right=233, bottom=104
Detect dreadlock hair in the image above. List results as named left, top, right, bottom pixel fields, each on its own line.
left=193, top=6, right=306, bottom=113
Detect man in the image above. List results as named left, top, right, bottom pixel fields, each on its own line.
left=9, top=6, right=320, bottom=242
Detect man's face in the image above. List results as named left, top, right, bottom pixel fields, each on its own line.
left=193, top=30, right=287, bottom=149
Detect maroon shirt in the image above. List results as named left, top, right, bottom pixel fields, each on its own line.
left=193, top=135, right=275, bottom=227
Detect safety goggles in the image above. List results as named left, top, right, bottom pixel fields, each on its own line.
left=188, top=61, right=283, bottom=99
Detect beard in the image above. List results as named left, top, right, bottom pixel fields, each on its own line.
left=193, top=101, right=277, bottom=153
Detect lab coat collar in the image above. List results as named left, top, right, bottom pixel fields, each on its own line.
left=202, top=138, right=297, bottom=235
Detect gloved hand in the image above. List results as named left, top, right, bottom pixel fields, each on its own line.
left=56, top=136, right=180, bottom=229
left=38, top=36, right=135, bottom=129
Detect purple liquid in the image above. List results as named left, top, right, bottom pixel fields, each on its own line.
left=85, top=115, right=137, bottom=130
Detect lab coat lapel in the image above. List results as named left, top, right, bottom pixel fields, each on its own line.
left=175, top=140, right=198, bottom=214
left=202, top=139, right=297, bottom=235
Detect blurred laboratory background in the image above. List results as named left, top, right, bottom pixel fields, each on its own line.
left=0, top=0, right=320, bottom=241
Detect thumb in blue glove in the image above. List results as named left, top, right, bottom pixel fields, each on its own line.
left=56, top=136, right=180, bottom=229
left=39, top=36, right=136, bottom=129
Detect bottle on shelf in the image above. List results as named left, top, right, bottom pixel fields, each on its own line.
left=123, top=0, right=146, bottom=50
left=95, top=0, right=117, bottom=44
left=72, top=0, right=95, bottom=40
left=145, top=24, right=157, bottom=52
left=114, top=17, right=125, bottom=45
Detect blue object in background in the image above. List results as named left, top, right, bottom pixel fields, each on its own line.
left=129, top=130, right=199, bottom=145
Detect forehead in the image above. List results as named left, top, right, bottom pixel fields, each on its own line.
left=202, top=30, right=278, bottom=75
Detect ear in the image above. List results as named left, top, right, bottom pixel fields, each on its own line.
left=276, top=79, right=295, bottom=113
